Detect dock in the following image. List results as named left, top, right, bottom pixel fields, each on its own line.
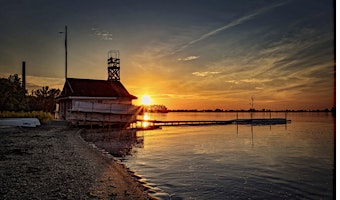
left=135, top=118, right=290, bottom=129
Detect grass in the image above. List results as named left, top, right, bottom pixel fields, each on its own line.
left=0, top=111, right=54, bottom=124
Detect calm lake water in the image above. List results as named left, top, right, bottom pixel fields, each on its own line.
left=82, top=112, right=335, bottom=199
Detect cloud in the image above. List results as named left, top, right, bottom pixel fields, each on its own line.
left=25, top=75, right=65, bottom=91
left=275, top=84, right=307, bottom=93
left=0, top=72, right=65, bottom=92
left=172, top=1, right=286, bottom=54
left=192, top=71, right=221, bottom=77
left=91, top=28, right=113, bottom=40
left=178, top=56, right=200, bottom=61
left=225, top=78, right=272, bottom=84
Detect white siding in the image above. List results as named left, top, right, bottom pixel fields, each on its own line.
left=71, top=101, right=138, bottom=114
left=58, top=98, right=138, bottom=126
left=67, top=112, right=137, bottom=126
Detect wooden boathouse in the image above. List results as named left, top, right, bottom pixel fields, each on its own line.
left=57, top=50, right=139, bottom=127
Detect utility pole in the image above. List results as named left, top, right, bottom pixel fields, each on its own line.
left=59, top=26, right=68, bottom=80
left=65, top=26, right=67, bottom=80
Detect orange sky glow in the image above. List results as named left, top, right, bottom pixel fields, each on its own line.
left=0, top=1, right=335, bottom=111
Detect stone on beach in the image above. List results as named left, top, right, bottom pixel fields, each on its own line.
left=0, top=126, right=152, bottom=199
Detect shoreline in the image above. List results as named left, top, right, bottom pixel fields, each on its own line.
left=0, top=125, right=155, bottom=199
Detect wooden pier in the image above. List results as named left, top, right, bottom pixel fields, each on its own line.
left=135, top=118, right=289, bottom=129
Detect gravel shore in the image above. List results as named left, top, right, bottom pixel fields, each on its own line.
left=0, top=126, right=153, bottom=199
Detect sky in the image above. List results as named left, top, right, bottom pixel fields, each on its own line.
left=0, top=0, right=335, bottom=110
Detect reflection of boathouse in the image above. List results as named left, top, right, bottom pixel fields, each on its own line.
left=57, top=50, right=138, bottom=126
left=81, top=129, right=143, bottom=157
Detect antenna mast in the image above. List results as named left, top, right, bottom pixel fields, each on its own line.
left=251, top=96, right=255, bottom=110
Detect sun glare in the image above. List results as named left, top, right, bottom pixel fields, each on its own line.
left=142, top=113, right=150, bottom=128
left=141, top=95, right=152, bottom=105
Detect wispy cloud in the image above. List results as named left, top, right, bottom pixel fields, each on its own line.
left=225, top=78, right=272, bottom=84
left=26, top=75, right=65, bottom=91
left=91, top=28, right=113, bottom=40
left=192, top=71, right=221, bottom=77
left=178, top=56, right=200, bottom=61
left=172, top=1, right=286, bottom=54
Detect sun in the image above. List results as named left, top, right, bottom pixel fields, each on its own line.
left=141, top=95, right=152, bottom=105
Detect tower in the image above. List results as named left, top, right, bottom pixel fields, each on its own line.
left=107, top=50, right=120, bottom=81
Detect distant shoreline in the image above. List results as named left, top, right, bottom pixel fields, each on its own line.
left=169, top=109, right=334, bottom=113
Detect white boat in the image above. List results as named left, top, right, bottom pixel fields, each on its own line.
left=0, top=118, right=41, bottom=127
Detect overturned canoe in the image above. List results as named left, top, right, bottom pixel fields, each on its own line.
left=0, top=118, right=41, bottom=127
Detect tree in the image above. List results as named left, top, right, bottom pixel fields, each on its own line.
left=0, top=74, right=29, bottom=111
left=0, top=74, right=61, bottom=113
left=29, top=86, right=61, bottom=112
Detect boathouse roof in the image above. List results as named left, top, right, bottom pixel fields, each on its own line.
left=60, top=78, right=137, bottom=99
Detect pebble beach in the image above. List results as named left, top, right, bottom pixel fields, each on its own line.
left=0, top=125, right=154, bottom=199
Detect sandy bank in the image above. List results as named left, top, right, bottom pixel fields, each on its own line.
left=0, top=126, right=154, bottom=199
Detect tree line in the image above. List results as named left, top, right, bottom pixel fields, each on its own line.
left=0, top=74, right=61, bottom=113
left=170, top=108, right=335, bottom=112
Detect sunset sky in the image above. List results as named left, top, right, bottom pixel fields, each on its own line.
left=0, top=0, right=335, bottom=110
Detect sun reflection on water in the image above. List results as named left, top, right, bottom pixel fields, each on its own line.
left=142, top=113, right=150, bottom=128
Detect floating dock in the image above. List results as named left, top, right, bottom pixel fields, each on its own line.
left=135, top=118, right=290, bottom=129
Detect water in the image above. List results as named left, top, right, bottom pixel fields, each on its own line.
left=82, top=112, right=335, bottom=199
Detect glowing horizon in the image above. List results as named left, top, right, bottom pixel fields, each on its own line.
left=0, top=71, right=334, bottom=111
left=0, top=1, right=334, bottom=111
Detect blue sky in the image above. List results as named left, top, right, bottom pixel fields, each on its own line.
left=0, top=0, right=335, bottom=110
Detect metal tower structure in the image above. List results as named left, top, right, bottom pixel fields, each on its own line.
left=107, top=50, right=120, bottom=81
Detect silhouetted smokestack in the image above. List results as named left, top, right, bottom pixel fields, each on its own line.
left=22, top=61, right=26, bottom=91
